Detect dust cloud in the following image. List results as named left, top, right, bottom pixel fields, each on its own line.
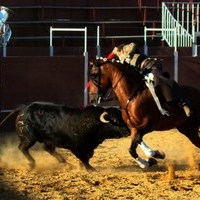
left=0, top=129, right=200, bottom=199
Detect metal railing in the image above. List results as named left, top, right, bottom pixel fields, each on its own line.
left=144, top=2, right=200, bottom=81
left=161, top=2, right=200, bottom=56
left=49, top=27, right=88, bottom=106
left=144, top=27, right=179, bottom=82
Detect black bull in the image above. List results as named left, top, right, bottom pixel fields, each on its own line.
left=0, top=102, right=130, bottom=171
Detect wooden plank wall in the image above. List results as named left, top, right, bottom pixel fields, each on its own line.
left=0, top=56, right=85, bottom=111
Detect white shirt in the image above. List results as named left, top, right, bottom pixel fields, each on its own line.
left=0, top=8, right=9, bottom=29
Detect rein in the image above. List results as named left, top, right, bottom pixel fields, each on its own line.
left=125, top=80, right=145, bottom=112
left=112, top=74, right=124, bottom=90
left=108, top=63, right=145, bottom=114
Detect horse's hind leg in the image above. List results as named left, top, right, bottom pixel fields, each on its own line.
left=43, top=143, right=65, bottom=163
left=18, top=137, right=36, bottom=169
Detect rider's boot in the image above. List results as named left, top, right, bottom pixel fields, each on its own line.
left=182, top=103, right=191, bottom=117
left=180, top=99, right=192, bottom=117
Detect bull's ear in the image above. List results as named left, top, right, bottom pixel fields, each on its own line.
left=100, top=112, right=110, bottom=123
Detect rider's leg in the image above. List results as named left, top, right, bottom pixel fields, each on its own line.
left=152, top=69, right=191, bottom=117
left=170, top=80, right=192, bottom=117
left=151, top=68, right=174, bottom=102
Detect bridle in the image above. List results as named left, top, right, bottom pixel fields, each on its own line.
left=89, top=60, right=106, bottom=104
left=89, top=58, right=121, bottom=104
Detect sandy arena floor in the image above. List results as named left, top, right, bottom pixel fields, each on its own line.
left=0, top=129, right=200, bottom=200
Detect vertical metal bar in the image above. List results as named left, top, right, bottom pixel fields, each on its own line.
left=186, top=4, right=189, bottom=33
left=166, top=8, right=169, bottom=43
left=181, top=3, right=184, bottom=27
left=174, top=27, right=177, bottom=52
left=177, top=3, right=179, bottom=22
left=84, top=27, right=87, bottom=53
left=96, top=26, right=101, bottom=56
left=84, top=51, right=88, bottom=106
left=83, top=27, right=88, bottom=106
left=197, top=4, right=199, bottom=32
left=162, top=2, right=164, bottom=38
left=177, top=4, right=180, bottom=46
left=3, top=38, right=7, bottom=57
left=192, top=32, right=197, bottom=57
left=2, top=24, right=7, bottom=57
left=169, top=15, right=172, bottom=46
left=174, top=27, right=178, bottom=82
left=192, top=4, right=195, bottom=44
left=181, top=3, right=184, bottom=46
left=144, top=26, right=148, bottom=55
left=174, top=50, right=179, bottom=82
left=50, top=26, right=53, bottom=56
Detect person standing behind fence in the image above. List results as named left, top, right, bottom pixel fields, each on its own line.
left=0, top=6, right=9, bottom=35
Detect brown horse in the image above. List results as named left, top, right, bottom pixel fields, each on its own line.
left=89, top=58, right=200, bottom=168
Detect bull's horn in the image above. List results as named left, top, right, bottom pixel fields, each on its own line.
left=100, top=112, right=110, bottom=123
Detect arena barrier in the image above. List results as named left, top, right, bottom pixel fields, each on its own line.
left=50, top=27, right=88, bottom=106
left=0, top=56, right=85, bottom=112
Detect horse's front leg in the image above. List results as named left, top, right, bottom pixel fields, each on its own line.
left=129, top=129, right=158, bottom=168
left=138, top=141, right=165, bottom=159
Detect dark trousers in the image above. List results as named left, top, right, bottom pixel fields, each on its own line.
left=151, top=68, right=187, bottom=103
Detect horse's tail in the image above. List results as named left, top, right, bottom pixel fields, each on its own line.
left=0, top=104, right=26, bottom=127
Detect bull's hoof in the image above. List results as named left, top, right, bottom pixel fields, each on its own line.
left=148, top=157, right=158, bottom=167
left=153, top=150, right=165, bottom=159
left=87, top=167, right=96, bottom=172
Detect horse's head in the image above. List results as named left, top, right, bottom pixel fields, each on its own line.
left=89, top=57, right=114, bottom=90
left=89, top=57, right=112, bottom=104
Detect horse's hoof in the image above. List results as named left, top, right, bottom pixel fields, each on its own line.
left=87, top=167, right=96, bottom=172
left=148, top=157, right=158, bottom=167
left=134, top=157, right=152, bottom=169
left=153, top=150, right=165, bottom=159
left=29, top=163, right=35, bottom=170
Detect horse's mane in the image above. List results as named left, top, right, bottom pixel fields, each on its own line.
left=94, top=57, right=141, bottom=75
left=94, top=57, right=144, bottom=84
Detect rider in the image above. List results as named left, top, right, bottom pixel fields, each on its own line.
left=107, top=42, right=192, bottom=117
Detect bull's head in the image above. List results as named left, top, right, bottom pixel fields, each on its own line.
left=99, top=108, right=130, bottom=137
left=100, top=112, right=110, bottom=123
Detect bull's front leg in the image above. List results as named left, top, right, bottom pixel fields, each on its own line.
left=129, top=128, right=157, bottom=168
left=78, top=153, right=96, bottom=171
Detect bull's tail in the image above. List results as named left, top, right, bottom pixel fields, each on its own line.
left=0, top=104, right=26, bottom=127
